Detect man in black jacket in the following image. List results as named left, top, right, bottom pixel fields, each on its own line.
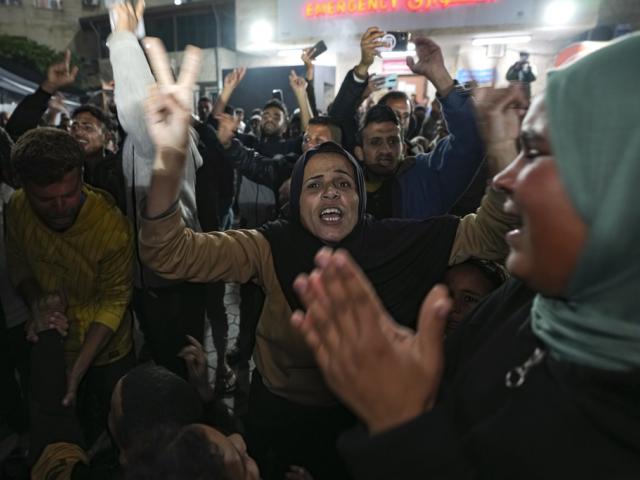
left=69, top=104, right=126, bottom=213
left=5, top=55, right=126, bottom=213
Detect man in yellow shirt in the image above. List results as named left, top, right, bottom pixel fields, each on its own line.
left=5, top=127, right=134, bottom=445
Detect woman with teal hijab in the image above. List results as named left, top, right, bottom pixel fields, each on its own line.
left=531, top=32, right=640, bottom=370
left=291, top=33, right=640, bottom=479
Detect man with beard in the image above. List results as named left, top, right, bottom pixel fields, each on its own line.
left=69, top=105, right=126, bottom=213
left=212, top=68, right=309, bottom=158
left=352, top=36, right=485, bottom=221
left=7, top=127, right=134, bottom=446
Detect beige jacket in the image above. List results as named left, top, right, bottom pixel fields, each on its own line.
left=139, top=188, right=515, bottom=406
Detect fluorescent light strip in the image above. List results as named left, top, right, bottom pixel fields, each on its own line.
left=472, top=35, right=532, bottom=46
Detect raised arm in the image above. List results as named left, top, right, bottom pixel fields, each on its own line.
left=329, top=27, right=385, bottom=153
left=108, top=0, right=157, bottom=160
left=289, top=70, right=313, bottom=130
left=5, top=51, right=78, bottom=140
left=403, top=36, right=486, bottom=214
left=301, top=47, right=318, bottom=116
left=213, top=67, right=246, bottom=118
left=139, top=38, right=269, bottom=285
left=447, top=85, right=527, bottom=265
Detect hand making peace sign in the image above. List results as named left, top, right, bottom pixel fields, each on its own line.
left=142, top=37, right=202, bottom=159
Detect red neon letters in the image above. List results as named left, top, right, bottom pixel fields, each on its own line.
left=304, top=0, right=496, bottom=18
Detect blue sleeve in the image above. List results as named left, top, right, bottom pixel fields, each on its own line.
left=417, top=87, right=485, bottom=215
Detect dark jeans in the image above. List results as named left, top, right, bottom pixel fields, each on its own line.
left=133, top=283, right=206, bottom=379
left=76, top=349, right=136, bottom=447
left=246, top=371, right=355, bottom=480
left=0, top=323, right=30, bottom=434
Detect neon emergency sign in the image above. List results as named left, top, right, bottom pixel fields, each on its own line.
left=304, top=0, right=496, bottom=18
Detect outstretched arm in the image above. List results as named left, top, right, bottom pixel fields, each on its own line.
left=108, top=0, right=157, bottom=160
left=301, top=47, right=318, bottom=116
left=142, top=37, right=201, bottom=217
left=447, top=85, right=527, bottom=265
left=5, top=51, right=78, bottom=140
left=329, top=27, right=385, bottom=153
left=289, top=69, right=313, bottom=130
left=140, top=38, right=268, bottom=286
left=213, top=67, right=246, bottom=118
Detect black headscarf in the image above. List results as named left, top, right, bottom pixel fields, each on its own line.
left=259, top=142, right=459, bottom=328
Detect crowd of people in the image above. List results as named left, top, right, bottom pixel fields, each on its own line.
left=0, top=0, right=638, bottom=478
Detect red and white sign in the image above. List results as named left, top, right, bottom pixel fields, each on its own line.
left=382, top=57, right=412, bottom=74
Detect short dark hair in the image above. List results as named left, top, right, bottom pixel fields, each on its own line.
left=263, top=99, right=288, bottom=119
left=234, top=107, right=244, bottom=115
left=308, top=116, right=343, bottom=145
left=377, top=90, right=412, bottom=110
left=356, top=104, right=400, bottom=146
left=72, top=104, right=112, bottom=131
left=414, top=105, right=426, bottom=113
left=198, top=96, right=212, bottom=104
left=124, top=424, right=227, bottom=480
left=115, top=365, right=203, bottom=451
left=12, top=127, right=84, bottom=186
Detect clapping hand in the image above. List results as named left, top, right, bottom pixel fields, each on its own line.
left=291, top=248, right=451, bottom=434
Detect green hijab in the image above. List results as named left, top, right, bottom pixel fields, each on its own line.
left=531, top=32, right=640, bottom=371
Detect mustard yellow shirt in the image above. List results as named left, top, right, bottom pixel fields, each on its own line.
left=6, top=185, right=134, bottom=366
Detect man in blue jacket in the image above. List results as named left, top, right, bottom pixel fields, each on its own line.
left=331, top=31, right=485, bottom=220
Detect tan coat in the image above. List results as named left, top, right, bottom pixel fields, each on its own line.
left=139, top=188, right=515, bottom=406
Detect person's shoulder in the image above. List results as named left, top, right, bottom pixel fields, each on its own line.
left=6, top=188, right=26, bottom=209
left=396, top=156, right=419, bottom=177
left=84, top=186, right=132, bottom=235
left=32, top=442, right=90, bottom=480
left=5, top=188, right=31, bottom=224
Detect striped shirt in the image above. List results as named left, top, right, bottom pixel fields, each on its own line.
left=6, top=185, right=134, bottom=366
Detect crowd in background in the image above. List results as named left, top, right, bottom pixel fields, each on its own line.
left=0, top=1, right=639, bottom=479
